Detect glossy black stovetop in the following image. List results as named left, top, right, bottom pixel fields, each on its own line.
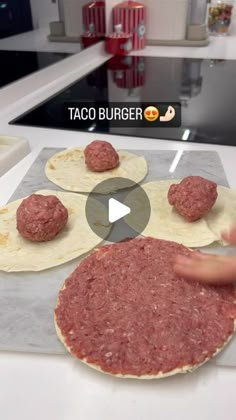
left=10, top=56, right=236, bottom=146
left=0, top=50, right=71, bottom=89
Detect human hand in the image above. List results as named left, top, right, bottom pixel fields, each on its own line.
left=174, top=227, right=236, bottom=285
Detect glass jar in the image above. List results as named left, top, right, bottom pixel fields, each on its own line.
left=208, top=0, right=234, bottom=35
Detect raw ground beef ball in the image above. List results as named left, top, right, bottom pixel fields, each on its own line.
left=168, top=176, right=218, bottom=222
left=84, top=140, right=119, bottom=172
left=16, top=194, right=68, bottom=242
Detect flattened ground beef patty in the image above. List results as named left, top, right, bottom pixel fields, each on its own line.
left=84, top=140, right=119, bottom=172
left=168, top=176, right=218, bottom=222
left=16, top=194, right=68, bottom=242
left=55, top=237, right=236, bottom=378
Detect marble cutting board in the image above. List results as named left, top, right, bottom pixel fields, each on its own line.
left=0, top=148, right=234, bottom=366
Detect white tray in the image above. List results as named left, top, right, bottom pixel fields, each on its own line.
left=0, top=135, right=31, bottom=177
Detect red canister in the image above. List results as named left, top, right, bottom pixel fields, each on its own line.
left=107, top=55, right=135, bottom=71
left=113, top=1, right=146, bottom=50
left=82, top=1, right=105, bottom=35
left=113, top=57, right=146, bottom=88
left=105, top=24, right=132, bottom=56
left=81, top=24, right=104, bottom=49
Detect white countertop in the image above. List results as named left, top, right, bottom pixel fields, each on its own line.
left=0, top=27, right=82, bottom=54
left=1, top=32, right=236, bottom=420
left=131, top=20, right=236, bottom=60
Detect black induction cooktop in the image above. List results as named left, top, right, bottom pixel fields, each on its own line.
left=10, top=56, right=236, bottom=146
left=0, top=50, right=71, bottom=89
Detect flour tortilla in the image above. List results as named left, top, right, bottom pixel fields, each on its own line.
left=54, top=267, right=236, bottom=380
left=125, top=180, right=236, bottom=248
left=204, top=185, right=236, bottom=244
left=45, top=148, right=148, bottom=193
left=0, top=190, right=110, bottom=272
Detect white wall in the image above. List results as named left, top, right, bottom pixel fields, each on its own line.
left=30, top=0, right=59, bottom=29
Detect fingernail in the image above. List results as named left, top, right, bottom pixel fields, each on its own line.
left=175, top=255, right=192, bottom=265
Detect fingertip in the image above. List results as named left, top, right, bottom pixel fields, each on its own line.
left=173, top=261, right=193, bottom=275
left=221, top=226, right=236, bottom=245
left=173, top=263, right=184, bottom=277
left=221, top=230, right=229, bottom=240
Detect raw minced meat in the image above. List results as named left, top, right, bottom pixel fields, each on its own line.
left=55, top=237, right=236, bottom=377
left=84, top=140, right=119, bottom=172
left=168, top=176, right=218, bottom=222
left=16, top=194, right=68, bottom=242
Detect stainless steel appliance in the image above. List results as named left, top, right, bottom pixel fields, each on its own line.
left=188, top=0, right=208, bottom=24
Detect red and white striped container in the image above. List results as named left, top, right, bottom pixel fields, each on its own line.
left=81, top=23, right=103, bottom=49
left=107, top=55, right=135, bottom=71
left=81, top=32, right=104, bottom=49
left=105, top=24, right=132, bottom=56
left=82, top=1, right=106, bottom=35
left=113, top=57, right=146, bottom=88
left=112, top=1, right=146, bottom=50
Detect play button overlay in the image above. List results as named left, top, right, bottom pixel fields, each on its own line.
left=108, top=199, right=131, bottom=223
left=85, top=177, right=151, bottom=243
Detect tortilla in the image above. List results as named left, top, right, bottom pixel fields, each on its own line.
left=204, top=185, right=236, bottom=244
left=45, top=148, right=148, bottom=193
left=0, top=190, right=110, bottom=272
left=125, top=180, right=236, bottom=248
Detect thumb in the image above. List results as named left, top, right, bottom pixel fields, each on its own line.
left=222, top=226, right=236, bottom=245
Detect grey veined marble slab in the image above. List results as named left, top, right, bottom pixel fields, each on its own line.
left=0, top=148, right=231, bottom=357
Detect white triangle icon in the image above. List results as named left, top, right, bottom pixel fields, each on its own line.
left=108, top=198, right=131, bottom=223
